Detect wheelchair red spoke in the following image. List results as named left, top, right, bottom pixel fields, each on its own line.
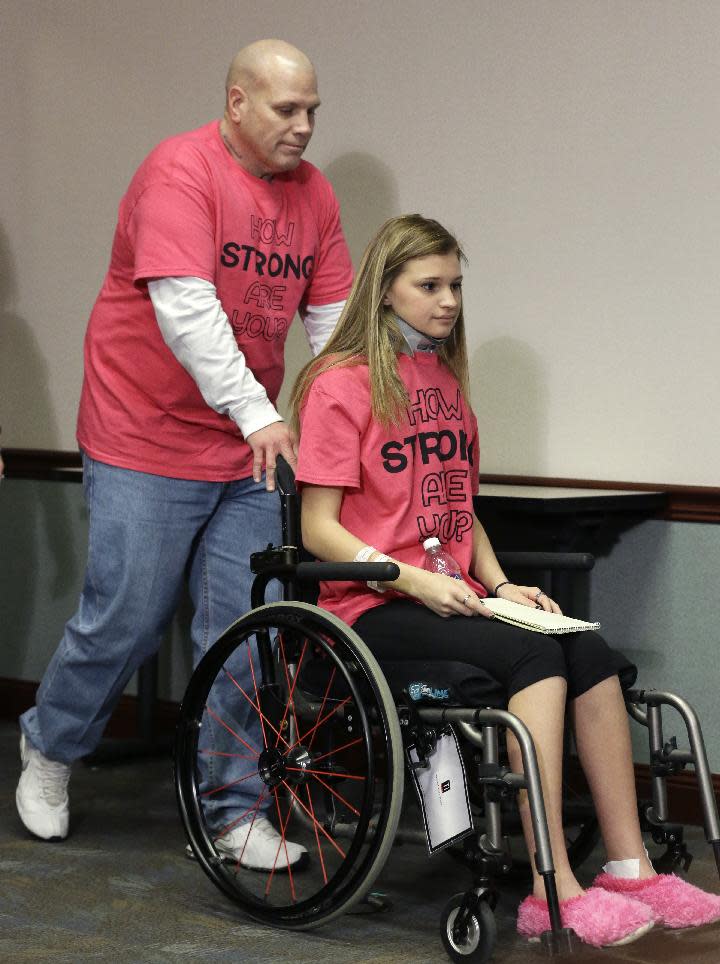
left=212, top=789, right=268, bottom=844
left=305, top=783, right=328, bottom=886
left=244, top=647, right=289, bottom=750
left=226, top=800, right=266, bottom=872
left=310, top=773, right=361, bottom=817
left=201, top=770, right=261, bottom=798
left=199, top=749, right=257, bottom=760
left=281, top=780, right=347, bottom=859
left=294, top=695, right=352, bottom=750
left=264, top=792, right=297, bottom=901
left=205, top=706, right=259, bottom=757
left=286, top=766, right=365, bottom=782
left=312, top=736, right=363, bottom=764
left=222, top=665, right=286, bottom=749
left=275, top=633, right=307, bottom=750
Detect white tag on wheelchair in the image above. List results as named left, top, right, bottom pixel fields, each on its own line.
left=407, top=728, right=473, bottom=854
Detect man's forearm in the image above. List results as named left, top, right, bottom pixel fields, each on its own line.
left=149, top=276, right=283, bottom=438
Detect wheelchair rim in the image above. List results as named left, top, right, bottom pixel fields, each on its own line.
left=175, top=602, right=403, bottom=928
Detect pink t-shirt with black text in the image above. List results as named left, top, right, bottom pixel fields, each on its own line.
left=295, top=353, right=487, bottom=627
left=77, top=121, right=353, bottom=481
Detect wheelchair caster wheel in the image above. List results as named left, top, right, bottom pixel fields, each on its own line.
left=440, top=892, right=497, bottom=962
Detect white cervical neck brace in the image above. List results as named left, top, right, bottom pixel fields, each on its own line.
left=396, top=316, right=448, bottom=355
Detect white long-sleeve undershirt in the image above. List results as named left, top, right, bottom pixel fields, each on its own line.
left=148, top=276, right=344, bottom=439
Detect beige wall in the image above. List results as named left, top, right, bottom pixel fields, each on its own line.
left=2, top=1, right=719, bottom=484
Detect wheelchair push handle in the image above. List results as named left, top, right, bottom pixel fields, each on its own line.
left=268, top=456, right=400, bottom=585
left=275, top=453, right=298, bottom=497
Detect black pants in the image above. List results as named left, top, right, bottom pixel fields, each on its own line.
left=354, top=599, right=636, bottom=702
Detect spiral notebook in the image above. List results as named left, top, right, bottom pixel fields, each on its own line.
left=481, top=597, right=600, bottom=635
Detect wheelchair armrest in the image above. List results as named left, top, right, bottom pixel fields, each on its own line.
left=295, top=561, right=400, bottom=584
left=495, top=551, right=595, bottom=572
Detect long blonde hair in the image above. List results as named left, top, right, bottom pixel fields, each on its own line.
left=290, top=214, right=470, bottom=429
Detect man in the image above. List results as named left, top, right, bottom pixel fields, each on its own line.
left=16, top=39, right=353, bottom=870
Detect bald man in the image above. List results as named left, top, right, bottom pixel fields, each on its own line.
left=17, top=40, right=352, bottom=870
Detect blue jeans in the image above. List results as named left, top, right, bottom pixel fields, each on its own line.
left=20, top=454, right=281, bottom=823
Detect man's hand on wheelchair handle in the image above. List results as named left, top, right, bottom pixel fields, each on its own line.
left=246, top=421, right=298, bottom=492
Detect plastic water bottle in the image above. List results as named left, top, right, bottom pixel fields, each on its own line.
left=423, top=537, right=462, bottom=579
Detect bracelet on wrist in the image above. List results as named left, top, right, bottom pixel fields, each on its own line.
left=493, top=580, right=513, bottom=597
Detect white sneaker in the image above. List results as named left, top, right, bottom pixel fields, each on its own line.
left=16, top=732, right=71, bottom=841
left=216, top=815, right=308, bottom=871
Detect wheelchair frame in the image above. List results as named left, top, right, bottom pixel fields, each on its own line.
left=175, top=461, right=720, bottom=962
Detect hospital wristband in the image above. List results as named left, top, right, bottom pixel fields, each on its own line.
left=353, top=545, right=392, bottom=592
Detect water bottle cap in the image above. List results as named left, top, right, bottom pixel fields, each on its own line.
left=423, top=537, right=441, bottom=550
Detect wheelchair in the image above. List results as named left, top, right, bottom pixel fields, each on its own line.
left=175, top=459, right=720, bottom=962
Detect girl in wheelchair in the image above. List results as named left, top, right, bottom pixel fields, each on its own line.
left=290, top=213, right=720, bottom=949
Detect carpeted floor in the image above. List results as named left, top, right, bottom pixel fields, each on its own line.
left=2, top=720, right=719, bottom=963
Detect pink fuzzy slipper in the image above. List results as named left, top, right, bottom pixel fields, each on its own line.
left=517, top=887, right=655, bottom=948
left=593, top=872, right=720, bottom=930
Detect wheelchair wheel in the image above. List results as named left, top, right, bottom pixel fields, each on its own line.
left=440, top=892, right=497, bottom=962
left=175, top=601, right=404, bottom=929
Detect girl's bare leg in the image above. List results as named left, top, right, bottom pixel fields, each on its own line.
left=507, top=676, right=585, bottom=901
left=571, top=675, right=655, bottom=877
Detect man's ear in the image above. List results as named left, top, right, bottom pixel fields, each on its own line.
left=226, top=85, right=248, bottom=123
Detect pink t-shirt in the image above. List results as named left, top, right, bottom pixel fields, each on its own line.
left=77, top=121, right=353, bottom=481
left=295, top=353, right=487, bottom=627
